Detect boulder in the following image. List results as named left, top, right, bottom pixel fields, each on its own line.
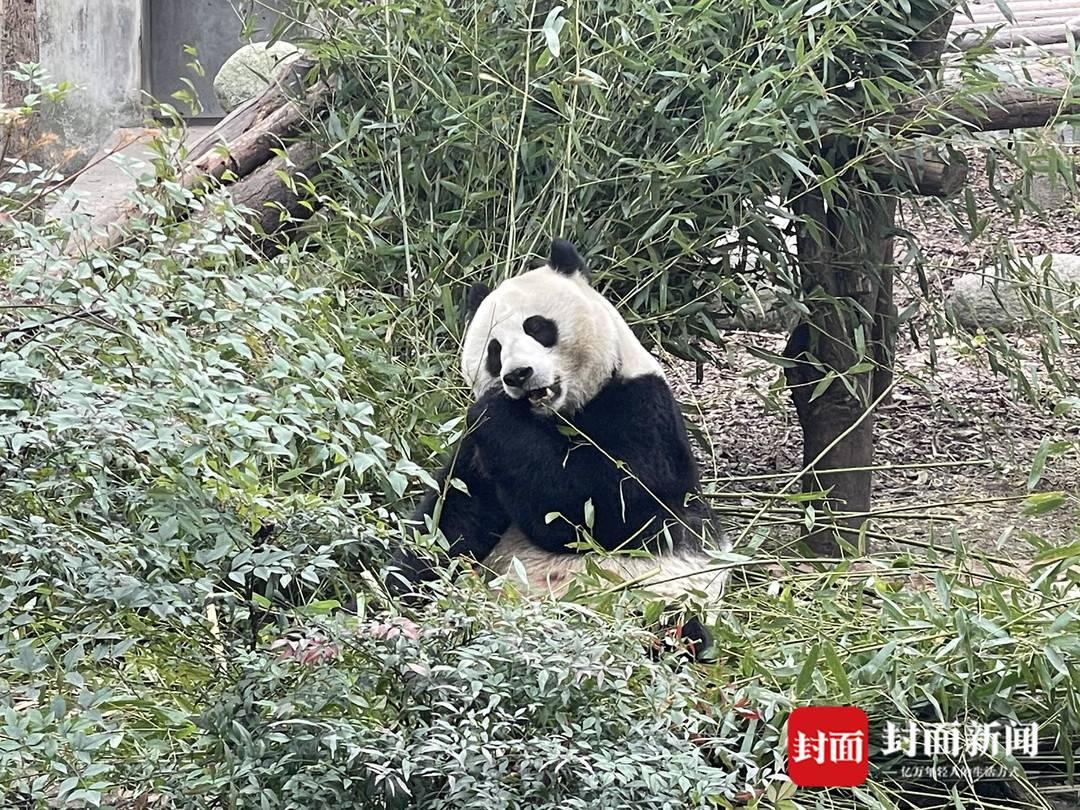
left=713, top=286, right=800, bottom=333
left=214, top=41, right=301, bottom=113
left=948, top=253, right=1080, bottom=332
left=1029, top=173, right=1073, bottom=209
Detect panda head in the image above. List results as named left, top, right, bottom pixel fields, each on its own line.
left=461, top=239, right=661, bottom=415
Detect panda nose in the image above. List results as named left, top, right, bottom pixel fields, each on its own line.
left=502, top=366, right=533, bottom=388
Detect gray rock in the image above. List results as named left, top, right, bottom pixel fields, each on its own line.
left=213, top=41, right=301, bottom=113
left=948, top=253, right=1080, bottom=332
left=714, top=286, right=799, bottom=333
left=1030, top=173, right=1074, bottom=209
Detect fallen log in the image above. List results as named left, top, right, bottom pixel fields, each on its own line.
left=227, top=140, right=322, bottom=251
left=184, top=82, right=330, bottom=183
left=183, top=55, right=313, bottom=165
left=67, top=56, right=329, bottom=255
left=895, top=57, right=1080, bottom=134
left=892, top=147, right=969, bottom=198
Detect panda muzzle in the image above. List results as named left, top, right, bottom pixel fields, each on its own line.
left=526, top=380, right=561, bottom=404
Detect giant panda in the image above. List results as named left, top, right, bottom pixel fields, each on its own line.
left=389, top=239, right=729, bottom=649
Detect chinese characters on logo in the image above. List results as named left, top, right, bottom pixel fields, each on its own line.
left=787, top=710, right=1040, bottom=788
left=883, top=720, right=1039, bottom=758
left=788, top=706, right=870, bottom=787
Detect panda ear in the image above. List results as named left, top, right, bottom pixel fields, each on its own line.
left=465, top=282, right=491, bottom=321
left=549, top=239, right=589, bottom=279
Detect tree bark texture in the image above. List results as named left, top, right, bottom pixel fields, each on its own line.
left=1, top=0, right=37, bottom=106
left=1, top=0, right=39, bottom=157
left=785, top=190, right=896, bottom=556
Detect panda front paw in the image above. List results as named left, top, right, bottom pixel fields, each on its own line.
left=465, top=391, right=541, bottom=485
left=465, top=388, right=527, bottom=432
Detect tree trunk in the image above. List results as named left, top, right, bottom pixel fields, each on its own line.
left=785, top=190, right=895, bottom=556
left=870, top=241, right=897, bottom=407
left=1, top=0, right=37, bottom=105
left=782, top=7, right=955, bottom=557
left=221, top=140, right=321, bottom=254
left=1, top=0, right=39, bottom=161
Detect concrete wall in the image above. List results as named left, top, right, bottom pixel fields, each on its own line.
left=148, top=0, right=290, bottom=118
left=36, top=0, right=144, bottom=169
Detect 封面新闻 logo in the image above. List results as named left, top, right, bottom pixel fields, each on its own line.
left=786, top=709, right=1040, bottom=788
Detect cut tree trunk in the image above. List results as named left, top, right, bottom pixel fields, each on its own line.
left=955, top=22, right=1080, bottom=51
left=224, top=140, right=321, bottom=253
left=893, top=147, right=968, bottom=198
left=897, top=59, right=1080, bottom=134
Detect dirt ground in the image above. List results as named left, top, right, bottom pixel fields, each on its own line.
left=669, top=148, right=1080, bottom=558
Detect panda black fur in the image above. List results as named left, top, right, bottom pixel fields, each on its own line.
left=390, top=239, right=728, bottom=609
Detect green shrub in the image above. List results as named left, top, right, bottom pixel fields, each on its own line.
left=175, top=589, right=776, bottom=809
left=0, top=121, right=410, bottom=804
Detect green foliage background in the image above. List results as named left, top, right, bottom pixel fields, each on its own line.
left=301, top=0, right=971, bottom=362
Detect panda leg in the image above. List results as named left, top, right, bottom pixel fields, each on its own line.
left=387, top=436, right=511, bottom=599
left=483, top=536, right=719, bottom=660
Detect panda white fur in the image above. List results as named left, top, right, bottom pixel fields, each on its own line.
left=390, top=239, right=729, bottom=609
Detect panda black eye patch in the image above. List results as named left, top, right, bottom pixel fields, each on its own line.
left=523, top=315, right=558, bottom=347
left=486, top=339, right=502, bottom=377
